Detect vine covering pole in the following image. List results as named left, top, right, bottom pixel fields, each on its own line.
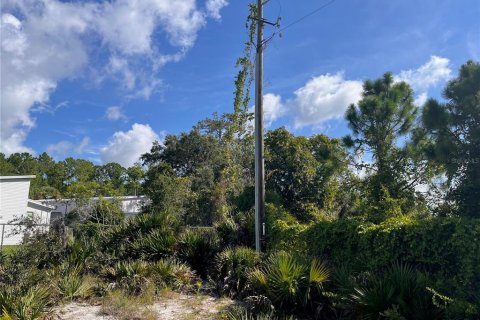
left=254, top=0, right=265, bottom=253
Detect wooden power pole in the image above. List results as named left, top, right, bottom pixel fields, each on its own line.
left=254, top=0, right=265, bottom=253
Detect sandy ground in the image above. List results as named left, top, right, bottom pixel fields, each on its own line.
left=54, top=293, right=233, bottom=320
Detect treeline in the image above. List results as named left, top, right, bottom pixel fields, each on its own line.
left=139, top=60, right=480, bottom=225
left=1, top=60, right=478, bottom=222
left=0, top=153, right=144, bottom=199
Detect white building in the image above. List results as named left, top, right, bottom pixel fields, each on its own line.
left=0, top=176, right=54, bottom=246
left=0, top=175, right=148, bottom=246
left=39, top=196, right=148, bottom=220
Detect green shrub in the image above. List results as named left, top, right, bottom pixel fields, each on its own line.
left=0, top=285, right=52, bottom=320
left=131, top=229, right=176, bottom=260
left=303, top=216, right=480, bottom=317
left=347, top=263, right=441, bottom=319
left=149, top=258, right=196, bottom=290
left=265, top=204, right=308, bottom=254
left=99, top=211, right=180, bottom=261
left=102, top=212, right=178, bottom=251
left=177, top=228, right=220, bottom=278
left=103, top=260, right=151, bottom=295
left=247, top=251, right=329, bottom=313
left=52, top=267, right=95, bottom=301
left=215, top=210, right=256, bottom=249
left=216, top=217, right=240, bottom=248
left=224, top=304, right=293, bottom=320
left=215, top=246, right=260, bottom=298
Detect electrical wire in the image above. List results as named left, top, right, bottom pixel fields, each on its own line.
left=279, top=0, right=336, bottom=32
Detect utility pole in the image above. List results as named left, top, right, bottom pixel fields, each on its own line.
left=254, top=0, right=265, bottom=253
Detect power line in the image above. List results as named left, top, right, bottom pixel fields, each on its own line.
left=280, top=0, right=336, bottom=32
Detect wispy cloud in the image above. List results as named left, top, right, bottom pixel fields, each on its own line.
left=105, top=106, right=127, bottom=122
left=0, top=0, right=228, bottom=155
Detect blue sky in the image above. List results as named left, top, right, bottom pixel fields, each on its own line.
left=1, top=0, right=479, bottom=167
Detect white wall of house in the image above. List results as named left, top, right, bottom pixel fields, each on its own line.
left=27, top=200, right=54, bottom=224
left=0, top=176, right=35, bottom=246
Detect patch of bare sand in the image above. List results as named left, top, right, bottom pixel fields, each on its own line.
left=54, top=293, right=233, bottom=320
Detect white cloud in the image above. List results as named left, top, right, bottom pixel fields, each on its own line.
left=46, top=137, right=90, bottom=159
left=105, top=106, right=127, bottom=121
left=247, top=93, right=286, bottom=129
left=289, top=73, right=363, bottom=128
left=0, top=0, right=227, bottom=155
left=395, top=55, right=452, bottom=107
left=46, top=141, right=73, bottom=158
left=75, top=137, right=91, bottom=154
left=263, top=93, right=285, bottom=127
left=101, top=123, right=160, bottom=167
left=206, top=0, right=228, bottom=20
left=395, top=55, right=452, bottom=91
left=414, top=92, right=428, bottom=107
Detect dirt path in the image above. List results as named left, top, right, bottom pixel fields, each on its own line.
left=54, top=294, right=233, bottom=320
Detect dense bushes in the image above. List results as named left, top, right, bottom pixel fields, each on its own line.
left=2, top=210, right=479, bottom=319
left=303, top=216, right=480, bottom=317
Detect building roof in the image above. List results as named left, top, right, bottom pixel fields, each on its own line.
left=0, top=175, right=36, bottom=180
left=27, top=199, right=55, bottom=211
left=38, top=195, right=148, bottom=202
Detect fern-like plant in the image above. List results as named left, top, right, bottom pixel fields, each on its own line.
left=104, top=260, right=151, bottom=295
left=247, top=252, right=330, bottom=312
left=348, top=262, right=442, bottom=319
left=215, top=246, right=260, bottom=297
left=0, top=285, right=52, bottom=320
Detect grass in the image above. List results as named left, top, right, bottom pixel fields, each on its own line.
left=100, top=289, right=158, bottom=320
left=1, top=245, right=20, bottom=255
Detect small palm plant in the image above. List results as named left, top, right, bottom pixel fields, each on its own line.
left=131, top=229, right=176, bottom=260
left=54, top=269, right=95, bottom=301
left=348, top=262, right=442, bottom=319
left=149, top=258, right=195, bottom=290
left=104, top=260, right=151, bottom=295
left=215, top=246, right=260, bottom=298
left=0, top=285, right=52, bottom=320
left=177, top=228, right=219, bottom=278
left=247, top=251, right=330, bottom=313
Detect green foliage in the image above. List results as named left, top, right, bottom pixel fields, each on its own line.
left=104, top=260, right=152, bottom=295
left=0, top=151, right=132, bottom=198
left=265, top=128, right=349, bottom=221
left=421, top=60, right=480, bottom=217
left=67, top=197, right=124, bottom=226
left=177, top=228, right=220, bottom=278
left=0, top=285, right=52, bottom=320
left=348, top=263, right=440, bottom=319
left=248, top=252, right=330, bottom=313
left=265, top=203, right=308, bottom=253
left=224, top=305, right=294, bottom=320
left=149, top=258, right=196, bottom=290
left=216, top=210, right=255, bottom=248
left=126, top=164, right=144, bottom=196
left=53, top=268, right=95, bottom=301
left=131, top=229, right=176, bottom=260
left=304, top=216, right=480, bottom=316
left=344, top=73, right=422, bottom=220
left=215, top=246, right=260, bottom=298
left=101, top=211, right=179, bottom=259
